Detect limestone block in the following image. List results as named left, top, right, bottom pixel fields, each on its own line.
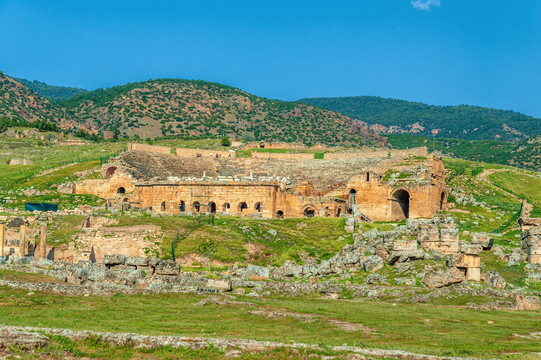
left=423, top=267, right=464, bottom=288
left=485, top=271, right=506, bottom=289
left=393, top=239, right=418, bottom=252
left=206, top=279, right=232, bottom=292
left=449, top=253, right=480, bottom=268
left=363, top=255, right=384, bottom=273
left=460, top=242, right=482, bottom=256
left=244, top=265, right=270, bottom=279
left=154, top=261, right=181, bottom=276
left=513, top=295, right=541, bottom=310
left=471, top=232, right=494, bottom=250
left=103, top=254, right=126, bottom=266
left=125, top=256, right=149, bottom=267
left=465, top=267, right=481, bottom=281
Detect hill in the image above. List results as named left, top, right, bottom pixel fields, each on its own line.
left=57, top=79, right=386, bottom=146
left=299, top=96, right=541, bottom=143
left=14, top=77, right=87, bottom=102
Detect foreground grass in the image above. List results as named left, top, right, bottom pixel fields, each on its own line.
left=0, top=287, right=539, bottom=358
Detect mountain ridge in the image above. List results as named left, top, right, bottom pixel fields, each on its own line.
left=299, top=96, right=541, bottom=143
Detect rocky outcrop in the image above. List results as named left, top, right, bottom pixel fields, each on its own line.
left=513, top=294, right=541, bottom=310
left=422, top=267, right=464, bottom=288
left=485, top=271, right=506, bottom=289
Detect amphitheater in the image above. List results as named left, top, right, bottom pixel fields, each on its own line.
left=75, top=143, right=448, bottom=221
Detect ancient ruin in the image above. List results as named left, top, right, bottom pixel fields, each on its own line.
left=519, top=218, right=541, bottom=264
left=75, top=143, right=448, bottom=221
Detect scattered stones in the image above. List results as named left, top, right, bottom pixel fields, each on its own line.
left=363, top=256, right=384, bottom=273
left=395, top=277, right=416, bottom=286
left=507, top=248, right=525, bottom=267
left=471, top=232, right=494, bottom=250
left=206, top=279, right=232, bottom=292
left=364, top=273, right=388, bottom=285
left=0, top=327, right=49, bottom=350
left=243, top=265, right=270, bottom=279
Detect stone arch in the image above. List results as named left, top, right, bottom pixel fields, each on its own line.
left=303, top=205, right=316, bottom=218
left=106, top=166, right=117, bottom=178
left=193, top=201, right=201, bottom=213
left=391, top=189, right=410, bottom=220
left=254, top=202, right=262, bottom=212
left=209, top=201, right=217, bottom=213
left=276, top=210, right=284, bottom=218
left=239, top=202, right=248, bottom=212
left=117, top=187, right=126, bottom=194
left=179, top=201, right=186, bottom=212
left=223, top=203, right=231, bottom=211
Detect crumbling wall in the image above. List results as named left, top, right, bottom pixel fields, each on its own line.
left=324, top=147, right=427, bottom=160
left=251, top=152, right=314, bottom=160
left=127, top=143, right=172, bottom=155
left=176, top=148, right=234, bottom=158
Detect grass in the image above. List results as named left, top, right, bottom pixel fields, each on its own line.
left=489, top=170, right=541, bottom=217
left=0, top=288, right=539, bottom=358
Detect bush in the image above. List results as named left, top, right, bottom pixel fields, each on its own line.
left=220, top=136, right=231, bottom=147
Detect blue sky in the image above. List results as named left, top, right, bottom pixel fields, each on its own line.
left=1, top=0, right=541, bottom=118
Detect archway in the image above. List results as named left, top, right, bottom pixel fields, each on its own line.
left=347, top=189, right=356, bottom=214
left=179, top=201, right=185, bottom=212
left=276, top=210, right=284, bottom=218
left=117, top=187, right=126, bottom=194
left=161, top=201, right=166, bottom=211
left=391, top=189, right=410, bottom=220
left=106, top=166, right=117, bottom=178
left=239, top=202, right=248, bottom=212
left=193, top=201, right=201, bottom=213
left=254, top=202, right=262, bottom=212
left=440, top=191, right=445, bottom=211
left=209, top=201, right=216, bottom=213
left=223, top=203, right=231, bottom=211
left=336, top=207, right=342, bottom=217
left=303, top=206, right=316, bottom=218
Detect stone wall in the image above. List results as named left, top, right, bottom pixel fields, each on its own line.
left=75, top=173, right=136, bottom=200
left=176, top=148, right=234, bottom=158
left=251, top=152, right=314, bottom=160
left=127, top=143, right=172, bottom=155
left=520, top=219, right=541, bottom=264
left=324, top=147, right=427, bottom=160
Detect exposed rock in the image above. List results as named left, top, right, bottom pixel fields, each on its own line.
left=507, top=248, right=524, bottom=267
left=395, top=277, right=416, bottom=286
left=460, top=242, right=482, bottom=256
left=0, top=327, right=49, bottom=350
left=243, top=265, right=270, bottom=279
left=267, top=229, right=277, bottom=237
left=66, top=267, right=89, bottom=285
left=363, top=255, right=383, bottom=273
left=125, top=257, right=149, bottom=267
left=471, top=232, right=494, bottom=250
left=422, top=267, right=464, bottom=288
left=513, top=294, right=541, bottom=310
left=365, top=273, right=388, bottom=285
left=154, top=260, right=181, bottom=276
left=103, top=254, right=126, bottom=266
left=206, top=279, right=232, bottom=292
left=485, top=271, right=506, bottom=289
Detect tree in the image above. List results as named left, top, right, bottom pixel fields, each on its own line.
left=220, top=136, right=231, bottom=147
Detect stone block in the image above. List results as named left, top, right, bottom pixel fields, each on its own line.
left=103, top=254, right=126, bottom=266
left=154, top=261, right=180, bottom=276
left=513, top=295, right=541, bottom=310
left=244, top=265, right=270, bottom=279
left=460, top=242, right=482, bottom=256
left=206, top=279, right=232, bottom=291
left=423, top=267, right=464, bottom=288
left=125, top=256, right=149, bottom=266
left=471, top=232, right=494, bottom=250
left=465, top=267, right=481, bottom=281
left=485, top=271, right=506, bottom=289
left=363, top=255, right=384, bottom=273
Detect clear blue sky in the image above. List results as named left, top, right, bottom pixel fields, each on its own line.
left=1, top=0, right=541, bottom=117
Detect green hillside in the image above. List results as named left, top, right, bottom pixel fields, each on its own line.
left=14, top=77, right=87, bottom=102
left=56, top=79, right=386, bottom=146
left=299, top=96, right=541, bottom=143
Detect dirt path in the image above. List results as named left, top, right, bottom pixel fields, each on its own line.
left=476, top=169, right=532, bottom=218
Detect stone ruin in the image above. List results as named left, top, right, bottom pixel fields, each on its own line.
left=519, top=218, right=541, bottom=264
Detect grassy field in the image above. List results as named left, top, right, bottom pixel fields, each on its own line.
left=488, top=170, right=541, bottom=217
left=0, top=287, right=539, bottom=359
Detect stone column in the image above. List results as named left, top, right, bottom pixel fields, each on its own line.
left=0, top=224, right=4, bottom=258
left=19, top=225, right=26, bottom=258
left=40, top=224, right=47, bottom=259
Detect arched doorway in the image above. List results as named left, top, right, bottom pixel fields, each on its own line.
left=179, top=201, right=185, bottom=212
left=347, top=189, right=356, bottom=214
left=239, top=202, right=248, bottom=212
left=223, top=203, right=231, bottom=211
left=254, top=202, right=262, bottom=212
left=193, top=201, right=201, bottom=213
left=391, top=189, right=410, bottom=220
left=336, top=207, right=342, bottom=217
left=276, top=210, right=284, bottom=218
left=106, top=166, right=117, bottom=178
left=209, top=201, right=216, bottom=213
left=440, top=191, right=445, bottom=211
left=117, top=187, right=126, bottom=194
left=161, top=201, right=166, bottom=211
left=303, top=206, right=316, bottom=218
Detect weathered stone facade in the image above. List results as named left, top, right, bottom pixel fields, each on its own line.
left=519, top=218, right=541, bottom=264
left=76, top=144, right=447, bottom=222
